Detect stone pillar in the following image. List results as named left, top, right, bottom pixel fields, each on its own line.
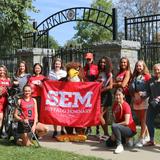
left=16, top=48, right=55, bottom=74
left=92, top=40, right=141, bottom=74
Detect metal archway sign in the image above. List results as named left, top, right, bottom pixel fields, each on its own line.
left=24, top=7, right=117, bottom=48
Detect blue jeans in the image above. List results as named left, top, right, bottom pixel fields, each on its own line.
left=146, top=103, right=160, bottom=141
left=111, top=123, right=135, bottom=145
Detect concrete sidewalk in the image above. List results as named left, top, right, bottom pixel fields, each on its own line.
left=39, top=128, right=160, bottom=160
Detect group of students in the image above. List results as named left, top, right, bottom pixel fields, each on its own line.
left=0, top=53, right=160, bottom=154
left=83, top=53, right=160, bottom=154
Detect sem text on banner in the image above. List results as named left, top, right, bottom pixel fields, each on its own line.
left=40, top=80, right=101, bottom=127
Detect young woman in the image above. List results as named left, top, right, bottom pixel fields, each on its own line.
left=146, top=63, right=160, bottom=146
left=129, top=60, right=151, bottom=147
left=0, top=65, right=11, bottom=135
left=13, top=61, right=30, bottom=92
left=48, top=58, right=67, bottom=81
left=111, top=88, right=136, bottom=154
left=48, top=58, right=67, bottom=137
left=83, top=52, right=99, bottom=82
left=113, top=57, right=132, bottom=104
left=97, top=57, right=113, bottom=138
left=14, top=85, right=48, bottom=146
left=28, top=63, right=46, bottom=119
left=83, top=52, right=99, bottom=135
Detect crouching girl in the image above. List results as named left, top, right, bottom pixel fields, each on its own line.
left=108, top=88, right=136, bottom=154
left=14, top=85, right=48, bottom=146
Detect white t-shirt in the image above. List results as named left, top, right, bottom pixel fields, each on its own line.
left=48, top=69, right=67, bottom=80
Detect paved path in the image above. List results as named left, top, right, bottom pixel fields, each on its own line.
left=39, top=127, right=160, bottom=160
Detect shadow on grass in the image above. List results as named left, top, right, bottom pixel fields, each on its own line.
left=0, top=138, right=16, bottom=146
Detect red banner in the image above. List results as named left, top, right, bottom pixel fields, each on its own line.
left=40, top=80, right=101, bottom=127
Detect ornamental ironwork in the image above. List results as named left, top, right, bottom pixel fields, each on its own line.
left=23, top=7, right=117, bottom=48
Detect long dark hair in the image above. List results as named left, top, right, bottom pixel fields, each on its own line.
left=33, top=63, right=43, bottom=75
left=98, top=56, right=113, bottom=74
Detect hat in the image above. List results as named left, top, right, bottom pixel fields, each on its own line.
left=85, top=52, right=93, bottom=59
left=68, top=68, right=79, bottom=78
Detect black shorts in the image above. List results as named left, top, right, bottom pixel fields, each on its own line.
left=18, top=120, right=34, bottom=134
left=101, top=91, right=112, bottom=107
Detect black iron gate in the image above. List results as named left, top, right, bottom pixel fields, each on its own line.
left=54, top=45, right=93, bottom=67
left=125, top=14, right=160, bottom=70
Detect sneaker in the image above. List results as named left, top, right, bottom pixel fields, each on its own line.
left=135, top=140, right=143, bottom=147
left=143, top=141, right=155, bottom=146
left=144, top=136, right=150, bottom=142
left=99, top=135, right=109, bottom=143
left=52, top=131, right=58, bottom=138
left=114, top=144, right=124, bottom=154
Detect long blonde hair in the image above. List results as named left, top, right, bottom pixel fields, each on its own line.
left=132, top=60, right=150, bottom=78
left=0, top=65, right=9, bottom=78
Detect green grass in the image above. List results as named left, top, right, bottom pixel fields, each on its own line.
left=0, top=139, right=103, bottom=160
left=134, top=127, right=160, bottom=143
left=92, top=125, right=160, bottom=143
left=0, top=126, right=160, bottom=160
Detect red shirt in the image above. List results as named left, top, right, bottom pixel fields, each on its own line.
left=0, top=78, right=11, bottom=96
left=28, top=75, right=46, bottom=97
left=84, top=63, right=99, bottom=81
left=115, top=71, right=129, bottom=95
left=144, top=73, right=151, bottom=81
left=20, top=98, right=35, bottom=120
left=112, top=101, right=136, bottom=132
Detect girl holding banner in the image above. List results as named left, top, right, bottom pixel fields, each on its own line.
left=97, top=57, right=113, bottom=139
left=48, top=58, right=67, bottom=138
left=28, top=63, right=46, bottom=120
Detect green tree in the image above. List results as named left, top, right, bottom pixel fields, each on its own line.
left=74, top=0, right=113, bottom=46
left=48, top=36, right=59, bottom=49
left=0, top=0, right=36, bottom=55
left=64, top=39, right=81, bottom=48
left=115, top=0, right=160, bottom=17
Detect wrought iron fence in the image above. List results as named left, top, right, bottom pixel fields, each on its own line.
left=0, top=54, right=17, bottom=77
left=125, top=14, right=160, bottom=70
left=54, top=45, right=94, bottom=67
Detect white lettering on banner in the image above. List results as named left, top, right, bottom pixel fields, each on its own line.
left=45, top=106, right=91, bottom=113
left=46, top=90, right=93, bottom=108
left=46, top=90, right=59, bottom=106
left=72, top=92, right=92, bottom=108
left=59, top=91, right=72, bottom=107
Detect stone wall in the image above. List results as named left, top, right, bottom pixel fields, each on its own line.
left=91, top=40, right=140, bottom=75
left=16, top=40, right=140, bottom=75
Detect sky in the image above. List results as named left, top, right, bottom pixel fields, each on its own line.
left=28, top=0, right=93, bottom=46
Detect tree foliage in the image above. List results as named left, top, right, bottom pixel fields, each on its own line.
left=48, top=36, right=59, bottom=49
left=0, top=0, right=36, bottom=54
left=115, top=0, right=160, bottom=17
left=74, top=0, right=113, bottom=46
left=64, top=39, right=81, bottom=48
